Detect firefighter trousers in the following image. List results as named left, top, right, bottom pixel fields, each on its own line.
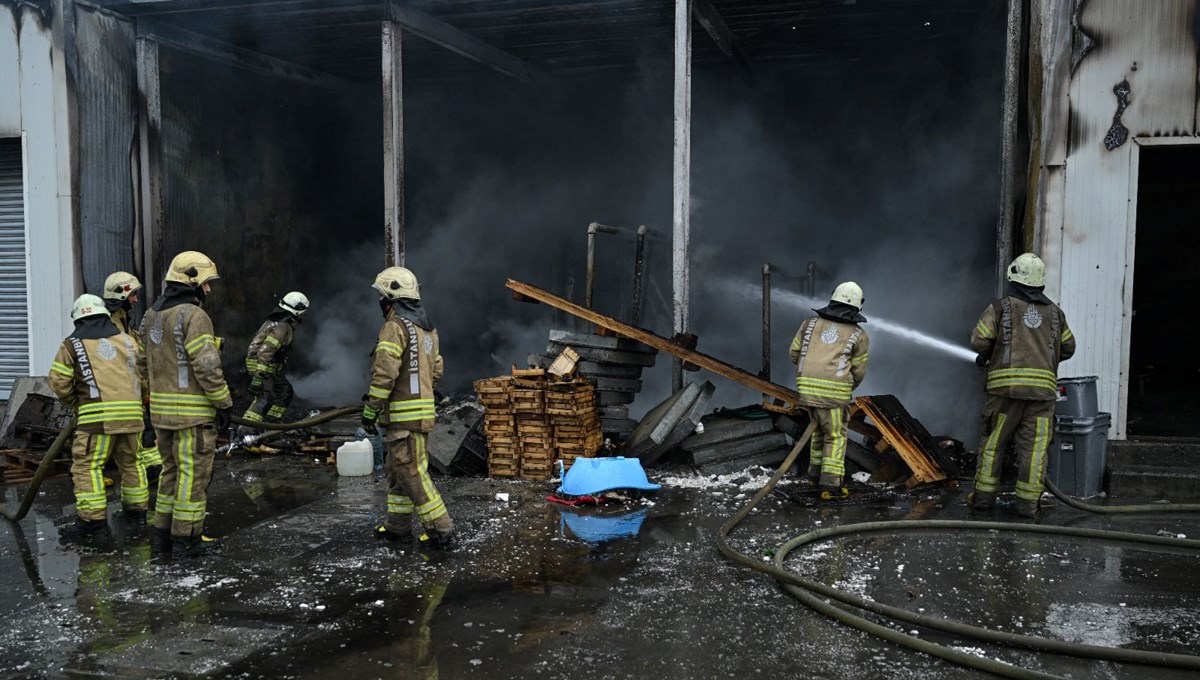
left=973, top=395, right=1055, bottom=511
left=383, top=431, right=453, bottom=538
left=70, top=432, right=147, bottom=521
left=153, top=424, right=218, bottom=537
left=807, top=405, right=850, bottom=488
left=241, top=373, right=295, bottom=424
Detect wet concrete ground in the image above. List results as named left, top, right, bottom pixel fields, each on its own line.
left=1, top=456, right=1198, bottom=679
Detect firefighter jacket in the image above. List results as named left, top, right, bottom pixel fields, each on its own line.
left=789, top=315, right=869, bottom=408
left=245, top=318, right=295, bottom=377
left=136, top=286, right=232, bottom=429
left=971, top=292, right=1075, bottom=401
left=364, top=309, right=443, bottom=434
left=48, top=319, right=144, bottom=435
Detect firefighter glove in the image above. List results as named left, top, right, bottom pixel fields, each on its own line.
left=216, top=406, right=233, bottom=432
left=248, top=375, right=264, bottom=395
left=975, top=353, right=989, bottom=367
left=361, top=406, right=379, bottom=432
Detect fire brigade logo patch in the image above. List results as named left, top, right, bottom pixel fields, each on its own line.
left=424, top=337, right=434, bottom=354
left=1023, top=306, right=1043, bottom=329
left=96, top=339, right=117, bottom=361
left=821, top=327, right=839, bottom=344
left=149, top=323, right=164, bottom=345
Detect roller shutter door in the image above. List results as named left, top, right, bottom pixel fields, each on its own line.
left=0, top=139, right=29, bottom=399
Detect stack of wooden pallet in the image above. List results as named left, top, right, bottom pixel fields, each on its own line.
left=473, top=365, right=603, bottom=481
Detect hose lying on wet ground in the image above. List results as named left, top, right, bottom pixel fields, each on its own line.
left=1, top=405, right=360, bottom=522
left=718, top=423, right=1200, bottom=679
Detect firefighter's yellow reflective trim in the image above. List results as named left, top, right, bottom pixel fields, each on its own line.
left=51, top=361, right=75, bottom=377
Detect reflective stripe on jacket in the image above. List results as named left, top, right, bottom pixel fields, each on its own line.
left=48, top=333, right=144, bottom=434
left=364, top=311, right=443, bottom=433
left=137, top=303, right=232, bottom=429
left=788, top=316, right=869, bottom=408
left=970, top=296, right=1076, bottom=401
left=245, top=320, right=294, bottom=376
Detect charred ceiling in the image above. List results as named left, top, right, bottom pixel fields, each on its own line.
left=88, top=0, right=997, bottom=84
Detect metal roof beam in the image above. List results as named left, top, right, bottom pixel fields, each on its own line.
left=136, top=17, right=364, bottom=94
left=385, top=1, right=549, bottom=84
left=692, top=0, right=752, bottom=77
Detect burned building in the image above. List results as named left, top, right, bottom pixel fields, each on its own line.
left=1, top=0, right=1194, bottom=443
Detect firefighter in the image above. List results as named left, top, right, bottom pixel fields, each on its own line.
left=236, top=291, right=309, bottom=443
left=49, top=294, right=149, bottom=539
left=102, top=271, right=163, bottom=476
left=788, top=282, right=870, bottom=501
left=361, top=266, right=455, bottom=550
left=969, top=253, right=1075, bottom=518
left=136, top=251, right=233, bottom=556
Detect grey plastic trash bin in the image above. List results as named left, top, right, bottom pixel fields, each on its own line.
left=1048, top=412, right=1111, bottom=497
left=1056, top=376, right=1099, bottom=419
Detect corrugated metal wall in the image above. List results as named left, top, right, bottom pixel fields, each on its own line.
left=1038, top=0, right=1199, bottom=438
left=76, top=8, right=138, bottom=294
left=0, top=138, right=30, bottom=398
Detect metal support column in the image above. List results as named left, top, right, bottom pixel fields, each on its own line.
left=761, top=263, right=771, bottom=384
left=996, top=0, right=1023, bottom=296
left=382, top=20, right=405, bottom=267
left=631, top=225, right=647, bottom=326
left=135, top=37, right=163, bottom=301
left=672, top=0, right=693, bottom=392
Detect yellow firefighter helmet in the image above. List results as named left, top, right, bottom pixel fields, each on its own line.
left=830, top=281, right=864, bottom=310
left=103, top=271, right=142, bottom=301
left=373, top=267, right=420, bottom=301
left=165, top=251, right=220, bottom=287
left=71, top=294, right=110, bottom=322
left=1007, top=252, right=1046, bottom=287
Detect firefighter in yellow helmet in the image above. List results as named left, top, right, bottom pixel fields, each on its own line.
left=102, top=271, right=163, bottom=476
left=50, top=294, right=149, bottom=539
left=969, top=253, right=1075, bottom=517
left=788, top=282, right=870, bottom=501
left=361, top=266, right=455, bottom=549
left=136, top=251, right=232, bottom=557
left=236, top=291, right=309, bottom=444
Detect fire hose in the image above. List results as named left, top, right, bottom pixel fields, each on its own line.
left=718, top=423, right=1200, bottom=679
left=1, top=405, right=360, bottom=522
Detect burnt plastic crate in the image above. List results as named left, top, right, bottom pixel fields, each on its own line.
left=1048, top=412, right=1111, bottom=498
left=1056, top=376, right=1099, bottom=420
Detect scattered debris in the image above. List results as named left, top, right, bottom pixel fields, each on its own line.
left=680, top=409, right=792, bottom=475
left=426, top=397, right=486, bottom=476
left=623, top=381, right=715, bottom=465
left=852, top=395, right=960, bottom=485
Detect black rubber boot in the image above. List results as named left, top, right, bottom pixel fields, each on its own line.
left=116, top=507, right=148, bottom=528
left=422, top=531, right=458, bottom=552
left=374, top=524, right=413, bottom=544
left=58, top=517, right=109, bottom=541
left=150, top=527, right=173, bottom=554
left=967, top=491, right=995, bottom=511
left=172, top=534, right=220, bottom=558
left=1016, top=501, right=1039, bottom=518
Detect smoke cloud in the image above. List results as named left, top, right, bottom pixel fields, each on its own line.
left=285, top=17, right=1004, bottom=444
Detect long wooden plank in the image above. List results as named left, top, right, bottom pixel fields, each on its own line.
left=506, top=279, right=800, bottom=408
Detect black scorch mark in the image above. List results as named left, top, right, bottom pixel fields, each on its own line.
left=1104, top=79, right=1130, bottom=151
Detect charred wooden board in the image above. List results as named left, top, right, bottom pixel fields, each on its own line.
left=853, top=395, right=959, bottom=484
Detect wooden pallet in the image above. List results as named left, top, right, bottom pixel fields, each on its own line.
left=474, top=377, right=514, bottom=409
left=851, top=395, right=957, bottom=486
left=1, top=449, right=70, bottom=485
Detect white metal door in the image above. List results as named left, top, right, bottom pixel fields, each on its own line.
left=0, top=138, right=29, bottom=399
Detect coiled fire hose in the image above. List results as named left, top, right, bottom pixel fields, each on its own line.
left=1, top=405, right=360, bottom=522
left=718, top=423, right=1200, bottom=678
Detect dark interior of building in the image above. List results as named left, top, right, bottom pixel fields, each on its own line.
left=77, top=0, right=1005, bottom=438
left=1128, top=144, right=1200, bottom=439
